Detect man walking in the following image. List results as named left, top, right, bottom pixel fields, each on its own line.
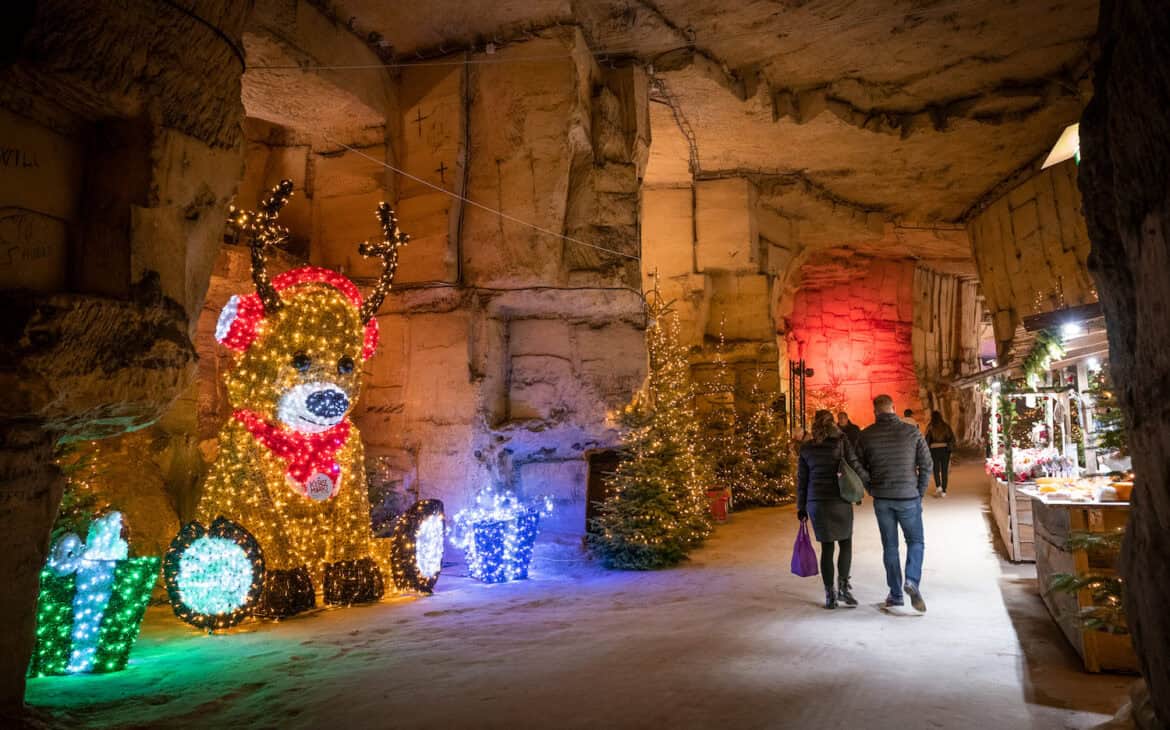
left=837, top=411, right=863, bottom=452
left=859, top=395, right=932, bottom=612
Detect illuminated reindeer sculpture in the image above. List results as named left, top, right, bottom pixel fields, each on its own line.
left=192, top=180, right=409, bottom=619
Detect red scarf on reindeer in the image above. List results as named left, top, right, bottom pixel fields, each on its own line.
left=235, top=410, right=350, bottom=501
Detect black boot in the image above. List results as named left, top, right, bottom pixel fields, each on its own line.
left=824, top=588, right=838, bottom=609
left=838, top=577, right=858, bottom=607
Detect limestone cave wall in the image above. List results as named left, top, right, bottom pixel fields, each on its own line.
left=787, top=257, right=922, bottom=427
left=967, top=159, right=1096, bottom=354
left=911, top=266, right=985, bottom=445
left=0, top=0, right=251, bottom=713
left=641, top=176, right=780, bottom=418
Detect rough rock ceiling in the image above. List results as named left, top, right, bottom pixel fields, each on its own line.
left=336, top=0, right=1097, bottom=226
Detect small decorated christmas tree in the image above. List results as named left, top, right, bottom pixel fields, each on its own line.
left=588, top=290, right=711, bottom=569
left=701, top=323, right=755, bottom=507
left=1090, top=363, right=1128, bottom=457
left=739, top=365, right=793, bottom=507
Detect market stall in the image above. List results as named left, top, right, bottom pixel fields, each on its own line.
left=1023, top=477, right=1139, bottom=673
left=955, top=304, right=1118, bottom=563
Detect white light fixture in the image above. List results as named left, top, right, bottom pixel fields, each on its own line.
left=1061, top=321, right=1084, bottom=338
left=1087, top=357, right=1101, bottom=372
left=1043, top=123, right=1080, bottom=169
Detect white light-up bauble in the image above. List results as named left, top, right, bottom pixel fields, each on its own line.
left=414, top=515, right=444, bottom=578
left=177, top=536, right=255, bottom=616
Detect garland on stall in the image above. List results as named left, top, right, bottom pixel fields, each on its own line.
left=1021, top=328, right=1065, bottom=386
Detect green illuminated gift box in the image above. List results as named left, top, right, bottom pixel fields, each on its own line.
left=28, top=512, right=159, bottom=677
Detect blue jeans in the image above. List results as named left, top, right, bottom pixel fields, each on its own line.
left=873, top=498, right=924, bottom=600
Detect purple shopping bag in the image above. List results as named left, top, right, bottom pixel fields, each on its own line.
left=791, top=520, right=819, bottom=577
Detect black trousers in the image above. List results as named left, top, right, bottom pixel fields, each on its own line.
left=819, top=539, right=852, bottom=591
left=930, top=447, right=951, bottom=492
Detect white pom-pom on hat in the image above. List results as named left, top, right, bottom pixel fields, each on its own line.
left=216, top=295, right=242, bottom=345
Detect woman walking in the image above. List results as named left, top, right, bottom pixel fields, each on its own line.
left=797, top=409, right=869, bottom=609
left=926, top=410, right=957, bottom=497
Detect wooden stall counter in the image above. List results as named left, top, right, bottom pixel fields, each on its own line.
left=990, top=475, right=1035, bottom=562
left=1030, top=495, right=1139, bottom=673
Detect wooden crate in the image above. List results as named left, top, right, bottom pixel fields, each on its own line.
left=989, top=476, right=1035, bottom=562
left=1032, top=498, right=1139, bottom=674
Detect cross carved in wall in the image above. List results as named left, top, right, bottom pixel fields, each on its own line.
left=413, top=108, right=429, bottom=137
left=435, top=161, right=448, bottom=184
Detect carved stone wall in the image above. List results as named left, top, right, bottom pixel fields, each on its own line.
left=787, top=257, right=922, bottom=427
left=967, top=160, right=1095, bottom=355
left=361, top=29, right=647, bottom=539
left=911, top=266, right=984, bottom=445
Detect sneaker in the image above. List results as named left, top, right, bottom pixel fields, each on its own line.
left=905, top=581, right=927, bottom=612
left=940, top=491, right=947, bottom=498
left=884, top=594, right=904, bottom=608
left=933, top=488, right=942, bottom=498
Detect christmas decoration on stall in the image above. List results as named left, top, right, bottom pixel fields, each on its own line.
left=737, top=364, right=793, bottom=507
left=1088, top=363, right=1128, bottom=458
left=452, top=490, right=553, bottom=583
left=701, top=321, right=755, bottom=508
left=29, top=512, right=158, bottom=676
left=186, top=180, right=409, bottom=620
left=1049, top=529, right=1127, bottom=634
left=389, top=500, right=446, bottom=593
left=164, top=517, right=265, bottom=631
left=1021, top=328, right=1065, bottom=387
left=588, top=289, right=713, bottom=570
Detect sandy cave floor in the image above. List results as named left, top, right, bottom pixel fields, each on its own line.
left=26, top=461, right=1132, bottom=729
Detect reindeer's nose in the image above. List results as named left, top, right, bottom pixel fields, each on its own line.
left=305, top=389, right=349, bottom=419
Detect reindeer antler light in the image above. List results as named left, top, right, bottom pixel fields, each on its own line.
left=358, top=202, right=410, bottom=324
left=226, top=179, right=295, bottom=312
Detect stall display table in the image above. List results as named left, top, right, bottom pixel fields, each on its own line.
left=1029, top=495, right=1139, bottom=673
left=989, top=475, right=1035, bottom=562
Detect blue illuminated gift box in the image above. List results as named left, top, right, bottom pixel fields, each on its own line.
left=452, top=490, right=551, bottom=583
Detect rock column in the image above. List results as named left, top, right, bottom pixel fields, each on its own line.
left=0, top=0, right=249, bottom=714
left=1078, top=0, right=1170, bottom=723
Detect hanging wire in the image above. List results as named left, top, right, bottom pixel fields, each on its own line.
left=324, top=138, right=640, bottom=262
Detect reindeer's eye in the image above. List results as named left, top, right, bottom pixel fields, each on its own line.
left=337, top=356, right=355, bottom=375
left=292, top=352, right=312, bottom=372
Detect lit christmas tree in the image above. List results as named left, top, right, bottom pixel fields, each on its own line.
left=738, top=365, right=793, bottom=507
left=588, top=290, right=712, bottom=569
left=701, top=322, right=755, bottom=507
left=1089, top=363, right=1128, bottom=457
